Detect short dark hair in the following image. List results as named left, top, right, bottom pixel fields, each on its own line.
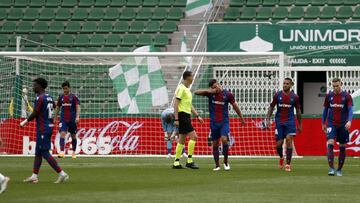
left=33, top=78, right=48, bottom=89
left=332, top=78, right=341, bottom=83
left=165, top=114, right=173, bottom=124
left=208, top=79, right=217, bottom=87
left=183, top=70, right=192, bottom=80
left=62, top=81, right=70, bottom=88
left=284, top=77, right=294, bottom=85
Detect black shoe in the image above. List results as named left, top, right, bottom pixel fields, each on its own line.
left=186, top=162, right=199, bottom=169
left=172, top=164, right=184, bottom=169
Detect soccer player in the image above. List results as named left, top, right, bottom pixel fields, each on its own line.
left=194, top=79, right=245, bottom=171
left=161, top=107, right=186, bottom=158
left=0, top=138, right=10, bottom=194
left=266, top=78, right=302, bottom=172
left=20, top=78, right=69, bottom=184
left=54, top=81, right=80, bottom=159
left=322, top=78, right=353, bottom=176
left=173, top=71, right=204, bottom=169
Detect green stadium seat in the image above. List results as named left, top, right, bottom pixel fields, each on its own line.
left=90, top=34, right=105, bottom=47
left=22, top=47, right=35, bottom=51
left=126, top=0, right=142, bottom=7
left=152, top=8, right=167, bottom=20
left=328, top=0, right=343, bottom=5
left=0, top=35, right=8, bottom=47
left=137, top=34, right=152, bottom=46
left=58, top=34, right=73, bottom=46
left=39, top=8, right=55, bottom=20
left=295, top=0, right=311, bottom=5
left=32, top=21, right=48, bottom=33
left=14, top=0, right=29, bottom=7
left=279, top=0, right=294, bottom=6
left=74, top=34, right=90, bottom=47
left=55, top=8, right=71, bottom=20
left=0, top=8, right=6, bottom=19
left=288, top=6, right=304, bottom=19
left=62, top=0, right=77, bottom=7
left=0, top=0, right=14, bottom=8
left=97, top=21, right=112, bottom=33
left=129, top=21, right=145, bottom=33
left=100, top=47, right=114, bottom=52
left=247, top=0, right=262, bottom=6
left=103, top=8, right=120, bottom=20
left=174, top=0, right=186, bottom=7
left=272, top=7, right=288, bottom=19
left=8, top=37, right=17, bottom=46
left=256, top=7, right=272, bottom=20
left=88, top=8, right=104, bottom=20
left=120, top=8, right=136, bottom=20
left=26, top=34, right=41, bottom=46
left=168, top=7, right=183, bottom=20
left=161, top=21, right=177, bottom=32
left=106, top=34, right=121, bottom=46
left=311, top=0, right=326, bottom=6
left=353, top=6, right=360, bottom=19
left=240, top=7, right=256, bottom=20
left=42, top=34, right=57, bottom=46
left=121, top=34, right=137, bottom=46
left=49, top=21, right=64, bottom=33
left=143, top=0, right=158, bottom=6
left=82, top=22, right=97, bottom=33
left=1, top=22, right=17, bottom=33
left=45, top=0, right=61, bottom=7
left=79, top=0, right=94, bottom=7
left=136, top=8, right=152, bottom=20
left=110, top=0, right=126, bottom=6
left=72, top=8, right=88, bottom=20
left=144, top=21, right=160, bottom=33
left=154, top=34, right=168, bottom=46
left=263, top=0, right=278, bottom=6
left=337, top=6, right=353, bottom=19
left=17, top=21, right=32, bottom=33
left=224, top=7, right=240, bottom=20
left=304, top=6, right=320, bottom=19
left=7, top=8, right=23, bottom=20
left=229, top=0, right=246, bottom=7
left=29, top=0, right=45, bottom=7
left=65, top=21, right=81, bottom=33
left=23, top=8, right=39, bottom=20
left=344, top=0, right=360, bottom=5
left=94, top=0, right=110, bottom=7
left=86, top=47, right=99, bottom=52
left=320, top=6, right=336, bottom=19
left=113, top=21, right=128, bottom=33
left=159, top=0, right=174, bottom=7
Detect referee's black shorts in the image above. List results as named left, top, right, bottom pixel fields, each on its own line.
left=178, top=112, right=194, bottom=135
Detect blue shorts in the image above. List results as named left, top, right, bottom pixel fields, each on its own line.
left=210, top=122, right=230, bottom=141
left=59, top=120, right=77, bottom=135
left=35, top=132, right=52, bottom=155
left=326, top=125, right=349, bottom=144
left=163, top=123, right=178, bottom=134
left=275, top=123, right=296, bottom=141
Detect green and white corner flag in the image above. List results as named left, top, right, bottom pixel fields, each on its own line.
left=109, top=45, right=169, bottom=113
left=351, top=89, right=360, bottom=114
left=186, top=0, right=212, bottom=16
left=181, top=30, right=192, bottom=69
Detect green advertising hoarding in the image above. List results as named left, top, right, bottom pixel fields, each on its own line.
left=207, top=23, right=360, bottom=66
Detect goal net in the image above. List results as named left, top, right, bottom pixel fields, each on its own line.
left=0, top=51, right=301, bottom=157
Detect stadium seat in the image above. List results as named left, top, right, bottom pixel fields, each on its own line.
left=82, top=22, right=97, bottom=33
left=62, top=0, right=77, bottom=7
left=224, top=7, right=240, bottom=20
left=1, top=22, right=17, bottom=33
left=337, top=6, right=353, bottom=19
left=39, top=8, right=55, bottom=20
left=263, top=0, right=279, bottom=6
left=106, top=34, right=121, bottom=46
left=159, top=0, right=174, bottom=7
left=58, top=34, right=73, bottom=47
left=168, top=8, right=184, bottom=20
left=304, top=6, right=320, bottom=19
left=154, top=34, right=168, bottom=46
left=7, top=8, right=23, bottom=20
left=240, top=7, right=256, bottom=20
left=247, top=0, right=262, bottom=7
left=137, top=34, right=153, bottom=46
left=17, top=22, right=32, bottom=33
left=113, top=21, right=128, bottom=33
left=256, top=7, right=272, bottom=20
left=26, top=34, right=41, bottom=46
left=152, top=8, right=167, bottom=20
left=94, top=0, right=110, bottom=7
left=136, top=8, right=153, bottom=20
left=65, top=21, right=81, bottom=33
left=120, top=8, right=136, bottom=20
left=0, top=35, right=9, bottom=47
left=272, top=7, right=288, bottom=19
left=23, top=8, right=39, bottom=20
left=90, top=35, right=105, bottom=47
left=143, top=0, right=158, bottom=6
left=161, top=21, right=177, bottom=32
left=55, top=8, right=71, bottom=20
left=311, top=0, right=326, bottom=6
left=344, top=0, right=360, bottom=5
left=144, top=21, right=161, bottom=33
left=174, top=0, right=186, bottom=7
left=14, top=0, right=29, bottom=7
left=320, top=6, right=336, bottom=19
left=74, top=34, right=89, bottom=46
left=288, top=6, right=304, bottom=19
left=72, top=8, right=88, bottom=20
left=0, top=8, right=6, bottom=19
left=100, top=47, right=114, bottom=52
left=279, top=0, right=295, bottom=6
left=42, top=34, right=57, bottom=46
left=129, top=21, right=145, bottom=33
left=353, top=6, right=360, bottom=19
left=229, top=0, right=245, bottom=7
left=79, top=0, right=94, bottom=7
left=121, top=34, right=137, bottom=46
left=0, top=0, right=13, bottom=8
left=126, top=0, right=142, bottom=7
left=49, top=21, right=64, bottom=33
left=103, top=8, right=120, bottom=20
left=45, top=0, right=61, bottom=7
left=88, top=8, right=104, bottom=20
left=97, top=21, right=112, bottom=33
left=110, top=0, right=126, bottom=6
left=328, top=0, right=343, bottom=5
left=29, top=0, right=45, bottom=7
left=32, top=21, right=48, bottom=33
left=295, top=0, right=311, bottom=5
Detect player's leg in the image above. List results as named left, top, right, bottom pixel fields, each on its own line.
left=212, top=139, right=220, bottom=170
left=173, top=134, right=186, bottom=168
left=58, top=121, right=68, bottom=158
left=275, top=125, right=285, bottom=169
left=326, top=126, right=336, bottom=176
left=186, top=130, right=198, bottom=169
left=0, top=173, right=10, bottom=194
left=220, top=122, right=230, bottom=170
left=285, top=135, right=294, bottom=172
left=24, top=140, right=41, bottom=183
left=68, top=121, right=78, bottom=159
left=165, top=132, right=172, bottom=158
left=336, top=126, right=349, bottom=176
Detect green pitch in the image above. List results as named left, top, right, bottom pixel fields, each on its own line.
left=1, top=157, right=359, bottom=203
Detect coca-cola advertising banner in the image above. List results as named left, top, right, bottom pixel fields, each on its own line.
left=0, top=117, right=359, bottom=156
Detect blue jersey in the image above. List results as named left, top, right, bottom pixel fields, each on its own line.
left=270, top=91, right=300, bottom=125
left=34, top=93, right=54, bottom=135
left=324, top=91, right=353, bottom=127
left=57, top=93, right=80, bottom=122
left=207, top=90, right=235, bottom=124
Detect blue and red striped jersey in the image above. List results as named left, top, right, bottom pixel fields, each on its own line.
left=270, top=91, right=300, bottom=124
left=34, top=93, right=54, bottom=134
left=207, top=90, right=235, bottom=123
left=57, top=93, right=80, bottom=122
left=324, top=91, right=353, bottom=127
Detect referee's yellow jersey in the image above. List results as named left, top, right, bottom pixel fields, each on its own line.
left=175, top=83, right=192, bottom=114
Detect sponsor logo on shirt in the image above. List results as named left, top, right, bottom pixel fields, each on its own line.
left=330, top=103, right=344, bottom=108
left=278, top=103, right=292, bottom=108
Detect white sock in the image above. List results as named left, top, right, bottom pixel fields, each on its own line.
left=31, top=173, right=38, bottom=179
left=59, top=170, right=66, bottom=176
left=0, top=173, right=4, bottom=182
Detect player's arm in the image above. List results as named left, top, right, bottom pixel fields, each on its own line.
left=345, top=94, right=353, bottom=130
left=296, top=107, right=302, bottom=133
left=20, top=97, right=44, bottom=126
left=173, top=99, right=180, bottom=128
left=191, top=105, right=204, bottom=124
left=265, top=94, right=277, bottom=128
left=75, top=96, right=80, bottom=124
left=54, top=96, right=61, bottom=124
left=322, top=95, right=330, bottom=133
left=194, top=88, right=216, bottom=96
left=231, top=102, right=245, bottom=125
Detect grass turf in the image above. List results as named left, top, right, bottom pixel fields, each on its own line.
left=0, top=156, right=359, bottom=202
